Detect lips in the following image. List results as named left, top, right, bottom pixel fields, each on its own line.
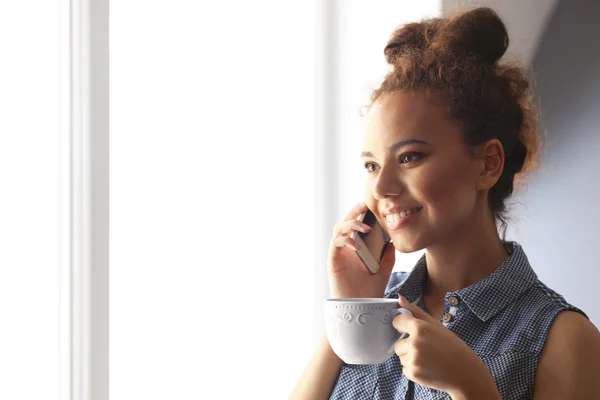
left=383, top=205, right=422, bottom=217
left=385, top=207, right=422, bottom=222
left=384, top=207, right=423, bottom=230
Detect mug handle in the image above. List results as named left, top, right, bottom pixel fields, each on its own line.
left=390, top=307, right=413, bottom=340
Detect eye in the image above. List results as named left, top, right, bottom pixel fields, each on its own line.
left=363, top=162, right=379, bottom=173
left=399, top=152, right=425, bottom=164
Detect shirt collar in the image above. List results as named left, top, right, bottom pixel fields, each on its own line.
left=389, top=241, right=538, bottom=322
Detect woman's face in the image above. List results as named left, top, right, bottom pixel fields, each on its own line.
left=362, top=91, right=487, bottom=253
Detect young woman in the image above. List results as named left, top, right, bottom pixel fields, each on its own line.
left=290, top=6, right=600, bottom=400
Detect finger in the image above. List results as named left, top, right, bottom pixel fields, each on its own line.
left=398, top=295, right=437, bottom=323
left=333, top=219, right=372, bottom=238
left=342, top=202, right=369, bottom=222
left=392, top=311, right=416, bottom=336
left=394, top=335, right=412, bottom=358
left=328, top=237, right=359, bottom=263
left=332, top=236, right=361, bottom=252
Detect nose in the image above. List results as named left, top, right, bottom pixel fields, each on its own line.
left=372, top=164, right=402, bottom=200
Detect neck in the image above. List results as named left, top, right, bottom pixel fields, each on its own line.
left=423, top=209, right=510, bottom=299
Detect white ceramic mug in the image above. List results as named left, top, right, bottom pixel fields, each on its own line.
left=324, top=298, right=412, bottom=365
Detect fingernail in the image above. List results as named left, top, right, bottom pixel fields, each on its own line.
left=362, top=224, right=372, bottom=231
left=398, top=294, right=407, bottom=303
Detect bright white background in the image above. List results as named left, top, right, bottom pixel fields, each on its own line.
left=110, top=1, right=318, bottom=399
left=0, top=0, right=436, bottom=399
left=0, top=1, right=60, bottom=399
left=111, top=1, right=439, bottom=398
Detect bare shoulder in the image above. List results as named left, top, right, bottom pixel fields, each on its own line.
left=533, top=310, right=600, bottom=399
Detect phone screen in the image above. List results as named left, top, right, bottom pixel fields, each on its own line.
left=358, top=210, right=391, bottom=263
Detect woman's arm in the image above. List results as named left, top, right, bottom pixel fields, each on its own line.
left=289, top=332, right=344, bottom=400
left=533, top=311, right=600, bottom=398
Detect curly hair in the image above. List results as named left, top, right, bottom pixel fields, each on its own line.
left=369, top=7, right=542, bottom=241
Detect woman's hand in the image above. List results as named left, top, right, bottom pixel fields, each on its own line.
left=393, top=295, right=501, bottom=398
left=327, top=202, right=396, bottom=299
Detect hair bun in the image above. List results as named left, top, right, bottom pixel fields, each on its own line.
left=436, top=7, right=509, bottom=65
left=384, top=20, right=440, bottom=64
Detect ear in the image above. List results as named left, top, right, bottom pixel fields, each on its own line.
left=475, top=139, right=505, bottom=191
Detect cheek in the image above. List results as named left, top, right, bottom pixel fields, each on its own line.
left=414, top=160, right=476, bottom=216
left=364, top=181, right=377, bottom=209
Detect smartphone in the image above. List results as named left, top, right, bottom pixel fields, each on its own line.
left=350, top=209, right=392, bottom=274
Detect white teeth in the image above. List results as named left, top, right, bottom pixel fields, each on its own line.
left=385, top=207, right=421, bottom=223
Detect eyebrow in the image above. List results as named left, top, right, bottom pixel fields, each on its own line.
left=360, top=138, right=431, bottom=158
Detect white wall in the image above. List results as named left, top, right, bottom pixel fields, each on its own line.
left=0, top=2, right=60, bottom=400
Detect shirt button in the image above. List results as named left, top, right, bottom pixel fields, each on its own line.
left=442, top=313, right=453, bottom=323
left=448, top=296, right=459, bottom=306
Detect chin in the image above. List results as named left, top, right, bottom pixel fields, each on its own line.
left=391, top=237, right=425, bottom=254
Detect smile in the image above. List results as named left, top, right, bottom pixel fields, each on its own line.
left=385, top=207, right=422, bottom=222
left=384, top=207, right=422, bottom=230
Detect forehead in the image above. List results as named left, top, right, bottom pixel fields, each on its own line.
left=363, top=91, right=457, bottom=147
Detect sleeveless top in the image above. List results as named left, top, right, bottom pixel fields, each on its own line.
left=328, top=241, right=589, bottom=400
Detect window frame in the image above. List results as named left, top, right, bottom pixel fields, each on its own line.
left=59, top=0, right=109, bottom=399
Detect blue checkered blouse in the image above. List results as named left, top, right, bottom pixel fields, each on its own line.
left=328, top=241, right=589, bottom=400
